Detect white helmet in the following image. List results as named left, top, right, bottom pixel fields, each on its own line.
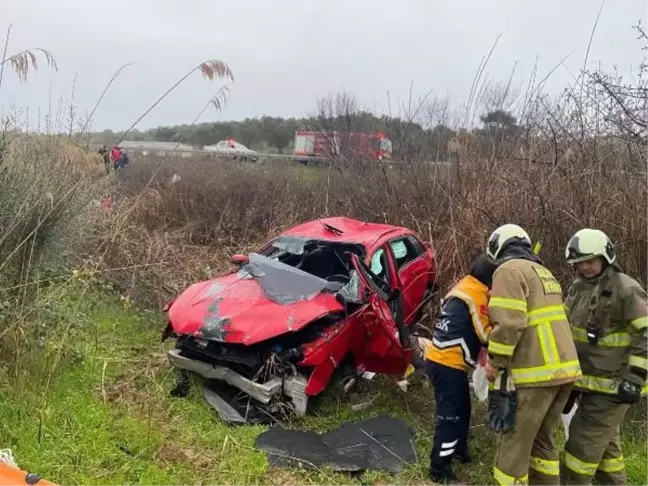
left=487, top=224, right=531, bottom=260
left=565, top=228, right=616, bottom=264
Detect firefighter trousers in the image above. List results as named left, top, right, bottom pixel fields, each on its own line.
left=426, top=361, right=470, bottom=476
left=493, top=383, right=573, bottom=486
left=563, top=392, right=630, bottom=485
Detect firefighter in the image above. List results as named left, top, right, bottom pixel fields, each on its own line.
left=425, top=253, right=499, bottom=482
left=562, top=228, right=647, bottom=485
left=484, top=224, right=582, bottom=486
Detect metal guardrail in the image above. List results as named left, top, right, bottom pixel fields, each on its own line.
left=127, top=149, right=451, bottom=165
left=92, top=144, right=451, bottom=165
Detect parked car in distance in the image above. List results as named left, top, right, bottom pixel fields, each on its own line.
left=204, top=139, right=259, bottom=162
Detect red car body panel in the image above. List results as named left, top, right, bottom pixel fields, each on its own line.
left=167, top=272, right=344, bottom=345
left=280, top=217, right=405, bottom=250
left=391, top=253, right=433, bottom=323
left=167, top=217, right=436, bottom=401
left=347, top=254, right=415, bottom=375
left=299, top=318, right=353, bottom=395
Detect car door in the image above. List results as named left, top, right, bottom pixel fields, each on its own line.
left=349, top=253, right=412, bottom=376
left=386, top=235, right=432, bottom=323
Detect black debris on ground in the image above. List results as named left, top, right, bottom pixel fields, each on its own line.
left=202, top=380, right=276, bottom=425
left=255, top=416, right=417, bottom=474
left=256, top=428, right=366, bottom=472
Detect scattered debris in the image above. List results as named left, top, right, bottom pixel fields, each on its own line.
left=203, top=385, right=247, bottom=425
left=350, top=393, right=380, bottom=412
left=255, top=416, right=417, bottom=474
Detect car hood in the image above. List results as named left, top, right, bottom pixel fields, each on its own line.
left=167, top=253, right=344, bottom=345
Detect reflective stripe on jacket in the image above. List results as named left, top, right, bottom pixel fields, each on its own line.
left=565, top=266, right=648, bottom=394
left=426, top=275, right=491, bottom=372
left=487, top=259, right=582, bottom=387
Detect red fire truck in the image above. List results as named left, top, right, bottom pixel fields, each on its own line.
left=292, top=130, right=392, bottom=164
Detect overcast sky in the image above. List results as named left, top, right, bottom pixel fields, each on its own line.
left=1, top=0, right=646, bottom=131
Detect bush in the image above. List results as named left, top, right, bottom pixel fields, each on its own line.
left=0, top=133, right=110, bottom=364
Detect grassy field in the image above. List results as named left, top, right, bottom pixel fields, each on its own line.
left=0, top=20, right=645, bottom=485
left=0, top=280, right=645, bottom=486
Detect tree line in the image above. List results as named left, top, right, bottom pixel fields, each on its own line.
left=89, top=108, right=522, bottom=161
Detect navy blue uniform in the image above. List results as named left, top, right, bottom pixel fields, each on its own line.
left=427, top=297, right=474, bottom=480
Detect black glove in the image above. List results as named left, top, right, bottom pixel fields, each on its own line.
left=617, top=380, right=642, bottom=404
left=487, top=390, right=517, bottom=434
left=562, top=390, right=580, bottom=414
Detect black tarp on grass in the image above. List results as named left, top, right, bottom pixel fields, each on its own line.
left=255, top=416, right=417, bottom=474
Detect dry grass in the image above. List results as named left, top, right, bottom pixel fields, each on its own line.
left=0, top=132, right=110, bottom=374
left=95, top=136, right=647, bottom=309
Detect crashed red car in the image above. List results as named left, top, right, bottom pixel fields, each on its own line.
left=162, top=217, right=436, bottom=423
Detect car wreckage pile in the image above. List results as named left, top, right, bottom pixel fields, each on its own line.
left=162, top=217, right=437, bottom=426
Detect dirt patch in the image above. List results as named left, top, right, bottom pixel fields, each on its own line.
left=156, top=443, right=218, bottom=470
left=373, top=479, right=434, bottom=486
left=97, top=351, right=171, bottom=406
left=101, top=373, right=152, bottom=409
left=263, top=468, right=328, bottom=485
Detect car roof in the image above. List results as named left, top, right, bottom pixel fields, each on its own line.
left=280, top=216, right=412, bottom=249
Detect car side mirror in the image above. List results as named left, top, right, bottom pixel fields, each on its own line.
left=231, top=254, right=248, bottom=265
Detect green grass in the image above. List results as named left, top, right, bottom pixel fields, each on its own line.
left=0, top=283, right=645, bottom=485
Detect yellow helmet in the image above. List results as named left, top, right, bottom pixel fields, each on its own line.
left=487, top=224, right=531, bottom=260
left=565, top=228, right=616, bottom=264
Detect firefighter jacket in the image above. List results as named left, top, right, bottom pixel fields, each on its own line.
left=426, top=275, right=492, bottom=372
left=565, top=265, right=648, bottom=395
left=487, top=259, right=582, bottom=388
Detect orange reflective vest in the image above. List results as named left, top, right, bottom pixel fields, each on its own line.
left=425, top=275, right=492, bottom=372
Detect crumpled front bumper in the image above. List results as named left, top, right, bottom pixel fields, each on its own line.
left=167, top=349, right=308, bottom=415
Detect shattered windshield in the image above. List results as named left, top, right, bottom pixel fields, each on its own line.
left=266, top=236, right=310, bottom=256
left=239, top=253, right=329, bottom=305
left=337, top=270, right=363, bottom=304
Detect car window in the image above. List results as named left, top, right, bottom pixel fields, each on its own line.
left=390, top=236, right=426, bottom=271
left=406, top=235, right=426, bottom=257
left=370, top=249, right=385, bottom=278
left=391, top=240, right=408, bottom=259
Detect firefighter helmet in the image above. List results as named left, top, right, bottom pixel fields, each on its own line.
left=486, top=224, right=531, bottom=260
left=565, top=228, right=616, bottom=264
